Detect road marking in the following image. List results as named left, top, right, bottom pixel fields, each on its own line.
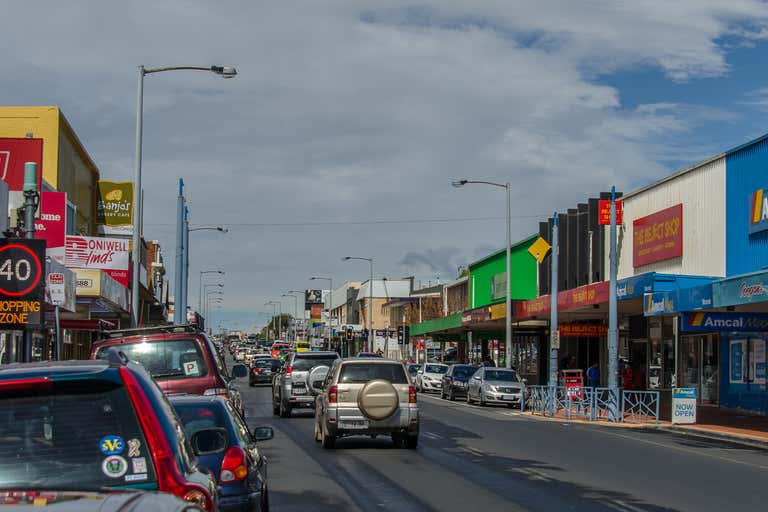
left=462, top=446, right=486, bottom=457
left=511, top=467, right=552, bottom=482
left=422, top=431, right=443, bottom=440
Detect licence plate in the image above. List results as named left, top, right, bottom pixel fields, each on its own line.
left=339, top=420, right=369, bottom=430
left=503, top=394, right=517, bottom=401
left=292, top=387, right=307, bottom=395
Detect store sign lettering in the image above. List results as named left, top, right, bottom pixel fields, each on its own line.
left=739, top=281, right=768, bottom=301
left=749, top=189, right=768, bottom=235
left=682, top=312, right=768, bottom=332
left=633, top=204, right=683, bottom=267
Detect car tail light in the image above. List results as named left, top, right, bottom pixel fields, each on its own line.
left=252, top=367, right=262, bottom=374
left=0, top=377, right=52, bottom=392
left=285, top=365, right=293, bottom=377
left=119, top=367, right=213, bottom=511
left=409, top=385, right=417, bottom=404
left=203, top=388, right=228, bottom=397
left=220, top=446, right=249, bottom=482
left=328, top=385, right=338, bottom=403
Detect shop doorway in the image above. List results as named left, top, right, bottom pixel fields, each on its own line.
left=630, top=340, right=648, bottom=390
left=679, top=334, right=719, bottom=404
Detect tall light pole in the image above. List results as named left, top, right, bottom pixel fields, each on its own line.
left=266, top=300, right=282, bottom=340
left=342, top=257, right=374, bottom=352
left=203, top=283, right=223, bottom=319
left=452, top=179, right=512, bottom=369
left=206, top=291, right=223, bottom=321
left=265, top=302, right=277, bottom=340
left=288, top=290, right=305, bottom=340
left=310, top=276, right=333, bottom=348
left=185, top=226, right=227, bottom=314
left=199, top=270, right=225, bottom=312
left=282, top=293, right=299, bottom=341
left=132, top=64, right=237, bottom=327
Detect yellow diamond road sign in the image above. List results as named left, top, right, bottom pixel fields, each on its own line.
left=528, top=236, right=551, bottom=264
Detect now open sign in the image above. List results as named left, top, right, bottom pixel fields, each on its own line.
left=672, top=388, right=697, bottom=424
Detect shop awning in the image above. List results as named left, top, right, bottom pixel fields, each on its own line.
left=409, top=312, right=463, bottom=337
left=713, top=269, right=768, bottom=308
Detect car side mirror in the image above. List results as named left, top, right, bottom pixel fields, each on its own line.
left=252, top=426, right=274, bottom=442
left=522, top=378, right=528, bottom=384
left=417, top=370, right=423, bottom=374
left=191, top=428, right=228, bottom=455
left=473, top=375, right=481, bottom=380
left=231, top=364, right=248, bottom=379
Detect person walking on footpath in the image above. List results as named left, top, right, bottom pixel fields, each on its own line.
left=586, top=362, right=600, bottom=388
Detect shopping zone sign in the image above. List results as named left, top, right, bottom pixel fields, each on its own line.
left=65, top=235, right=130, bottom=287
left=0, top=239, right=45, bottom=329
left=633, top=204, right=683, bottom=268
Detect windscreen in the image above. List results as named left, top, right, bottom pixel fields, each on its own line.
left=425, top=365, right=448, bottom=374
left=172, top=402, right=228, bottom=436
left=452, top=366, right=478, bottom=381
left=292, top=357, right=338, bottom=371
left=96, top=339, right=208, bottom=380
left=339, top=363, right=408, bottom=384
left=0, top=381, right=156, bottom=488
left=485, top=370, right=519, bottom=382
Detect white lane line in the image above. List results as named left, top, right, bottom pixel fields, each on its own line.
left=422, top=432, right=443, bottom=440
left=610, top=499, right=648, bottom=512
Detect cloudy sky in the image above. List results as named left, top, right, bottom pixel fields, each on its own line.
left=4, top=1, right=768, bottom=332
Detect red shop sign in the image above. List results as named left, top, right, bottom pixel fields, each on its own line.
left=0, top=138, right=43, bottom=191
left=598, top=199, right=623, bottom=225
left=633, top=204, right=683, bottom=268
left=558, top=281, right=609, bottom=311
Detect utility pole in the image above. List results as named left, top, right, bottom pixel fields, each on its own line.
left=505, top=182, right=511, bottom=369
left=174, top=179, right=184, bottom=324
left=181, top=205, right=189, bottom=322
left=549, top=213, right=559, bottom=392
left=22, top=162, right=38, bottom=362
left=608, top=186, right=619, bottom=420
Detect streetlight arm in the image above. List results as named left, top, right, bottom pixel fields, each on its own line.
left=453, top=179, right=507, bottom=189
left=144, top=65, right=237, bottom=77
left=189, top=226, right=228, bottom=233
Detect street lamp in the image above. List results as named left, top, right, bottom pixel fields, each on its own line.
left=206, top=291, right=223, bottom=320
left=282, top=293, right=299, bottom=341
left=264, top=302, right=277, bottom=340
left=179, top=225, right=228, bottom=323
left=452, top=179, right=512, bottom=369
left=342, top=257, right=374, bottom=352
left=203, top=283, right=223, bottom=319
left=310, top=277, right=334, bottom=348
left=133, top=63, right=237, bottom=327
left=199, top=270, right=225, bottom=312
left=265, top=300, right=282, bottom=340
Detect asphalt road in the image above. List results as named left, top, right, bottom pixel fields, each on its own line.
left=239, top=380, right=768, bottom=512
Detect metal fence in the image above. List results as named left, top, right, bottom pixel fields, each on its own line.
left=526, top=385, right=659, bottom=424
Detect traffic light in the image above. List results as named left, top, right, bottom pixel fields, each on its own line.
left=345, top=328, right=353, bottom=341
left=397, top=326, right=404, bottom=344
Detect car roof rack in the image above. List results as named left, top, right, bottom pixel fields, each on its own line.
left=102, top=324, right=200, bottom=339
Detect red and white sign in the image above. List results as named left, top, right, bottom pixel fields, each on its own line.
left=598, top=199, right=623, bottom=225
left=0, top=138, right=43, bottom=191
left=35, top=191, right=67, bottom=264
left=633, top=204, right=683, bottom=268
left=47, top=272, right=66, bottom=306
left=65, top=236, right=130, bottom=287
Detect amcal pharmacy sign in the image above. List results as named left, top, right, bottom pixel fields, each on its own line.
left=749, top=188, right=768, bottom=234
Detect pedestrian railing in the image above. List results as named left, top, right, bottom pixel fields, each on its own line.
left=527, top=386, right=657, bottom=424
left=621, top=390, right=660, bottom=424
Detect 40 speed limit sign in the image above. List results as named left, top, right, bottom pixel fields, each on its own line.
left=0, top=239, right=46, bottom=329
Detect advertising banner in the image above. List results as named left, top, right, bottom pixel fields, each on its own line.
left=598, top=199, right=623, bottom=225
left=559, top=323, right=608, bottom=337
left=0, top=239, right=46, bottom=329
left=65, top=236, right=130, bottom=287
left=559, top=281, right=610, bottom=310
left=96, top=181, right=134, bottom=236
left=0, top=138, right=43, bottom=191
left=633, top=204, right=683, bottom=267
left=671, top=388, right=697, bottom=424
left=713, top=270, right=768, bottom=307
left=682, top=311, right=768, bottom=332
left=305, top=289, right=323, bottom=309
left=644, top=284, right=713, bottom=316
left=35, top=191, right=67, bottom=264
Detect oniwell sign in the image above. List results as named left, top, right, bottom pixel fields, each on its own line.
left=65, top=236, right=129, bottom=287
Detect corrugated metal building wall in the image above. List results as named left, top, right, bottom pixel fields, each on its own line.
left=613, top=155, right=726, bottom=280
left=725, top=135, right=768, bottom=276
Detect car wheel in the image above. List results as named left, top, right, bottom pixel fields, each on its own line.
left=261, top=485, right=270, bottom=512
left=314, top=420, right=322, bottom=443
left=321, top=424, right=336, bottom=449
left=440, top=388, right=446, bottom=399
left=404, top=435, right=418, bottom=449
left=249, top=380, right=255, bottom=387
left=279, top=399, right=291, bottom=418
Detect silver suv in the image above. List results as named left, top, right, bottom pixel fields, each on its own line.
left=272, top=351, right=340, bottom=418
left=313, top=358, right=419, bottom=449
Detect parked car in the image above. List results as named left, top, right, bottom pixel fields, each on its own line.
left=356, top=351, right=382, bottom=358
left=407, top=363, right=421, bottom=380
left=0, top=490, right=205, bottom=511
left=249, top=358, right=282, bottom=387
left=466, top=367, right=526, bottom=407
left=91, top=325, right=248, bottom=416
left=440, top=364, right=479, bottom=401
left=170, top=396, right=273, bottom=512
left=0, top=359, right=218, bottom=511
left=415, top=363, right=449, bottom=393
left=314, top=358, right=419, bottom=449
left=272, top=351, right=340, bottom=417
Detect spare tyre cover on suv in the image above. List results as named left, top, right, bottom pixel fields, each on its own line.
left=307, top=365, right=330, bottom=395
left=357, top=379, right=399, bottom=420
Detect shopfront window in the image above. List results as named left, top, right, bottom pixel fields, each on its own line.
left=509, top=334, right=539, bottom=377
left=680, top=334, right=719, bottom=404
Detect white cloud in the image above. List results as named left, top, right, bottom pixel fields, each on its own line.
left=0, top=1, right=763, bottom=328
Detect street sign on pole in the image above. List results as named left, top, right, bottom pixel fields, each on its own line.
left=599, top=199, right=623, bottom=225
left=0, top=239, right=46, bottom=329
left=551, top=330, right=560, bottom=350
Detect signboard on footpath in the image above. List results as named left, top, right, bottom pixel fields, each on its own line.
left=65, top=235, right=130, bottom=287
left=96, top=181, right=134, bottom=236
left=633, top=204, right=683, bottom=268
left=672, top=388, right=697, bottom=424
left=0, top=239, right=46, bottom=329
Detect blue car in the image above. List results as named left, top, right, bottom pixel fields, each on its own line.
left=170, top=396, right=273, bottom=512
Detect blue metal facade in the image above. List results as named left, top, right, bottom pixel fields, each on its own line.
left=725, top=135, right=768, bottom=276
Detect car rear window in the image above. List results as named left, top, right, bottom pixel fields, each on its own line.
left=96, top=339, right=209, bottom=380
left=255, top=358, right=281, bottom=368
left=425, top=365, right=448, bottom=374
left=292, top=356, right=338, bottom=371
left=172, top=402, right=228, bottom=436
left=339, top=363, right=408, bottom=384
left=0, top=380, right=156, bottom=488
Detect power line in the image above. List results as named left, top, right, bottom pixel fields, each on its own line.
left=145, top=214, right=548, bottom=228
